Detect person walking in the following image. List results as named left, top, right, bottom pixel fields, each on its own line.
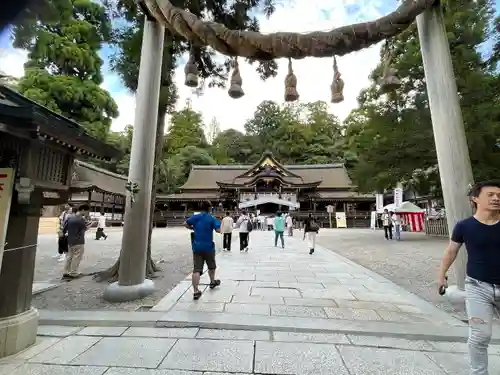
left=274, top=212, right=285, bottom=248
left=286, top=214, right=293, bottom=236
left=62, top=204, right=90, bottom=279
left=220, top=211, right=234, bottom=251
left=95, top=212, right=108, bottom=240
left=303, top=213, right=319, bottom=254
left=236, top=210, right=251, bottom=252
left=391, top=211, right=401, bottom=241
left=56, top=205, right=72, bottom=261
left=185, top=201, right=221, bottom=300
left=381, top=209, right=392, bottom=240
left=437, top=181, right=500, bottom=375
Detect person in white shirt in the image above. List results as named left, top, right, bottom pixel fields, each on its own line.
left=236, top=210, right=251, bottom=252
left=220, top=212, right=234, bottom=251
left=391, top=211, right=401, bottom=241
left=286, top=214, right=294, bottom=236
left=266, top=216, right=273, bottom=231
left=95, top=212, right=108, bottom=240
left=381, top=209, right=392, bottom=240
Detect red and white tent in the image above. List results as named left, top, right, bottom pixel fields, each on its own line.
left=380, top=201, right=425, bottom=232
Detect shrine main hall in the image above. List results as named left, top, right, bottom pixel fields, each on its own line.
left=158, top=152, right=375, bottom=228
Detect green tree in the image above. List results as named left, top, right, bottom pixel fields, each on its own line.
left=210, top=129, right=261, bottom=164
left=171, top=146, right=216, bottom=187
left=244, top=100, right=345, bottom=164
left=206, top=117, right=221, bottom=145
left=165, top=105, right=208, bottom=155
left=12, top=0, right=118, bottom=141
left=346, top=0, right=500, bottom=194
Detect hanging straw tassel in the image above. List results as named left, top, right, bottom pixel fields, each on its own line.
left=380, top=41, right=401, bottom=92
left=284, top=58, right=299, bottom=102
left=228, top=58, right=244, bottom=99
left=330, top=56, right=344, bottom=103
left=184, top=47, right=199, bottom=88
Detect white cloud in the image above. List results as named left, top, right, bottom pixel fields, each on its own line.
left=0, top=48, right=28, bottom=77
left=0, top=0, right=388, bottom=133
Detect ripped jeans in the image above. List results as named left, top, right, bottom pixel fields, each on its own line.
left=465, top=276, right=500, bottom=375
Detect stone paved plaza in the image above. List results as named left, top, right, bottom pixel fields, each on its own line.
left=3, top=230, right=500, bottom=374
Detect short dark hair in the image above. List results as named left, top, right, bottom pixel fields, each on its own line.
left=276, top=212, right=282, bottom=217
left=200, top=201, right=212, bottom=212
left=226, top=211, right=230, bottom=216
left=71, top=207, right=78, bottom=214
left=78, top=204, right=89, bottom=211
left=468, top=181, right=500, bottom=198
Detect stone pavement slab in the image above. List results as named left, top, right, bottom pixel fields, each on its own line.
left=152, top=230, right=463, bottom=340
left=1, top=326, right=500, bottom=374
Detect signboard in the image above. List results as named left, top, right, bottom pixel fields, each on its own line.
left=375, top=194, right=384, bottom=212
left=0, top=168, right=15, bottom=273
left=335, top=212, right=347, bottom=228
left=326, top=205, right=334, bottom=213
left=393, top=188, right=403, bottom=208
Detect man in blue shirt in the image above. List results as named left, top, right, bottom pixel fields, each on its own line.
left=437, top=181, right=500, bottom=375
left=185, top=201, right=221, bottom=300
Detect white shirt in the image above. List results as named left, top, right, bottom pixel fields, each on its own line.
left=98, top=216, right=106, bottom=228
left=236, top=215, right=250, bottom=233
left=382, top=213, right=390, bottom=226
left=392, top=214, right=400, bottom=225
left=286, top=216, right=293, bottom=227
left=220, top=216, right=234, bottom=233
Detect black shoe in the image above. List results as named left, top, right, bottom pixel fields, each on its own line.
left=309, top=248, right=314, bottom=254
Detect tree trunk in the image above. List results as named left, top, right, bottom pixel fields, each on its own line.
left=94, top=31, right=175, bottom=283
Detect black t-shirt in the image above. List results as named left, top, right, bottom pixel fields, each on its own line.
left=451, top=216, right=500, bottom=284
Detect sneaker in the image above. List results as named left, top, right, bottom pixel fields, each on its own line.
left=53, top=254, right=61, bottom=259
left=58, top=254, right=66, bottom=262
left=245, top=247, right=249, bottom=252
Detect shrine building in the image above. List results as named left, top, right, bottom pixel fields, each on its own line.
left=157, top=152, right=375, bottom=227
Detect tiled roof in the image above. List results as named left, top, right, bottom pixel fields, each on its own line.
left=181, top=163, right=354, bottom=190
left=70, top=160, right=127, bottom=195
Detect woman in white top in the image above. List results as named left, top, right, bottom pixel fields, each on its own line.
left=236, top=211, right=251, bottom=252
left=286, top=215, right=293, bottom=236
left=391, top=211, right=401, bottom=241
left=220, top=212, right=234, bottom=251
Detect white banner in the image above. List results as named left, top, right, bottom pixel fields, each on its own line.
left=394, top=188, right=403, bottom=208
left=375, top=194, right=384, bottom=212
left=0, top=168, right=15, bottom=273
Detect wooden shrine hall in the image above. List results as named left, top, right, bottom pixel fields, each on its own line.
left=157, top=152, right=375, bottom=227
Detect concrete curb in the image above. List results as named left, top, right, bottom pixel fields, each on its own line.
left=36, top=309, right=500, bottom=344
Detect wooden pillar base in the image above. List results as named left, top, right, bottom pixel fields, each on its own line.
left=0, top=307, right=38, bottom=358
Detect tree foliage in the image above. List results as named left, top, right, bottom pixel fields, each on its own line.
left=11, top=0, right=118, bottom=141
left=344, top=0, right=500, bottom=194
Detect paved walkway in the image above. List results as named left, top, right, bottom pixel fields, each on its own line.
left=3, top=230, right=500, bottom=374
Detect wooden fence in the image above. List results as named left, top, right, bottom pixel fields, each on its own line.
left=425, top=217, right=448, bottom=237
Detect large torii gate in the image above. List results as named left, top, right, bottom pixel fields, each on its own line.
left=104, top=0, right=472, bottom=302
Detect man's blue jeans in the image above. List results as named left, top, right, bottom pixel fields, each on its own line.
left=274, top=231, right=284, bottom=247
left=394, top=224, right=401, bottom=240
left=466, top=276, right=500, bottom=375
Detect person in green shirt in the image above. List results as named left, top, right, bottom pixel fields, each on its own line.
left=274, top=212, right=285, bottom=248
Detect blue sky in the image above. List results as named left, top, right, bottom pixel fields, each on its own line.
left=0, top=0, right=498, bottom=131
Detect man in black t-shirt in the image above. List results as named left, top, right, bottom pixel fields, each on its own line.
left=437, top=181, right=500, bottom=375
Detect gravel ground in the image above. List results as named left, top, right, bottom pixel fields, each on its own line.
left=32, top=228, right=196, bottom=311
left=314, top=228, right=470, bottom=320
